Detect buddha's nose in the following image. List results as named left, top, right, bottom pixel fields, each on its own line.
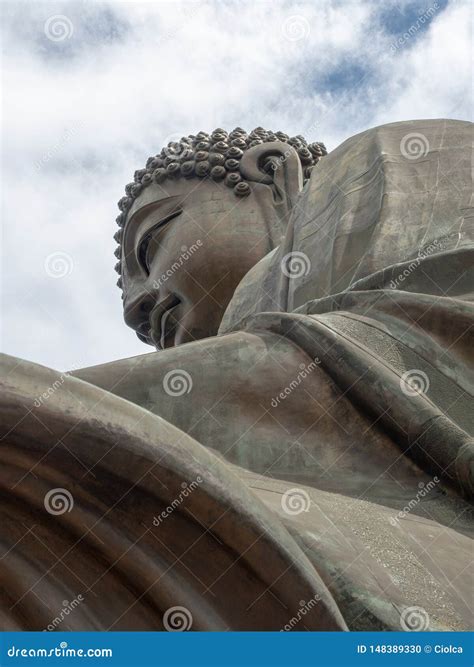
left=123, top=287, right=157, bottom=343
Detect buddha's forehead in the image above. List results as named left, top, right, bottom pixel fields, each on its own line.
left=125, top=178, right=236, bottom=225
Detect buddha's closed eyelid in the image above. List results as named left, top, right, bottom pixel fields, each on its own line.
left=137, top=209, right=182, bottom=275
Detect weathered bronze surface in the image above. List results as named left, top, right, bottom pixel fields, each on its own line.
left=1, top=119, right=472, bottom=631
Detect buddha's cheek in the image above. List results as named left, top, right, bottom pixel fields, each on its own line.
left=174, top=298, right=223, bottom=346
left=174, top=320, right=213, bottom=347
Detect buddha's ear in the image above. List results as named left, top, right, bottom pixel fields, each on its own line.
left=240, top=141, right=303, bottom=210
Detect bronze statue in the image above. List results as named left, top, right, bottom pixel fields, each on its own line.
left=1, top=119, right=472, bottom=631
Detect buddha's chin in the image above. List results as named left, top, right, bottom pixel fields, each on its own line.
left=151, top=304, right=223, bottom=349
left=166, top=318, right=218, bottom=349
left=173, top=327, right=212, bottom=348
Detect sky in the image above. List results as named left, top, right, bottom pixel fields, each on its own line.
left=1, top=0, right=472, bottom=371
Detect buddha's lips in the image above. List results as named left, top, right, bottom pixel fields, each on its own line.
left=149, top=296, right=181, bottom=349
left=135, top=321, right=153, bottom=345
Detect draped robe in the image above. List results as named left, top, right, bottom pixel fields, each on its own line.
left=1, top=119, right=472, bottom=631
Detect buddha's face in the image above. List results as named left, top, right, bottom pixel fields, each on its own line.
left=121, top=178, right=279, bottom=349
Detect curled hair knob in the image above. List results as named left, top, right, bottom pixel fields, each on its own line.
left=180, top=161, right=195, bottom=178
left=195, top=161, right=210, bottom=177
left=209, top=152, right=225, bottom=166
left=211, top=165, right=226, bottom=180
left=234, top=182, right=251, bottom=197
left=153, top=168, right=167, bottom=183
left=225, top=172, right=241, bottom=188
left=225, top=158, right=240, bottom=171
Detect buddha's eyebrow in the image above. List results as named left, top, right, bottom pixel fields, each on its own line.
left=137, top=208, right=183, bottom=247
left=125, top=195, right=183, bottom=244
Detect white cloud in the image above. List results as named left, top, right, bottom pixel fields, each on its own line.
left=1, top=0, right=471, bottom=369
left=373, top=1, right=472, bottom=124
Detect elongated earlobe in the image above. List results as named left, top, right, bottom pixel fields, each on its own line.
left=239, top=141, right=303, bottom=210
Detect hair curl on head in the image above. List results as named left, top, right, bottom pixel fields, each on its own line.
left=113, top=127, right=327, bottom=291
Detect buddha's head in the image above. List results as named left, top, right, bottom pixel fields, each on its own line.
left=114, top=127, right=326, bottom=349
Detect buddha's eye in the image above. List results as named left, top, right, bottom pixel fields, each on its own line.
left=137, top=209, right=182, bottom=275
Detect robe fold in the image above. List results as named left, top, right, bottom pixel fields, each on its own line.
left=1, top=119, right=472, bottom=631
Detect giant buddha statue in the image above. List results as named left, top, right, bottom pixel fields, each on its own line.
left=1, top=119, right=472, bottom=632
